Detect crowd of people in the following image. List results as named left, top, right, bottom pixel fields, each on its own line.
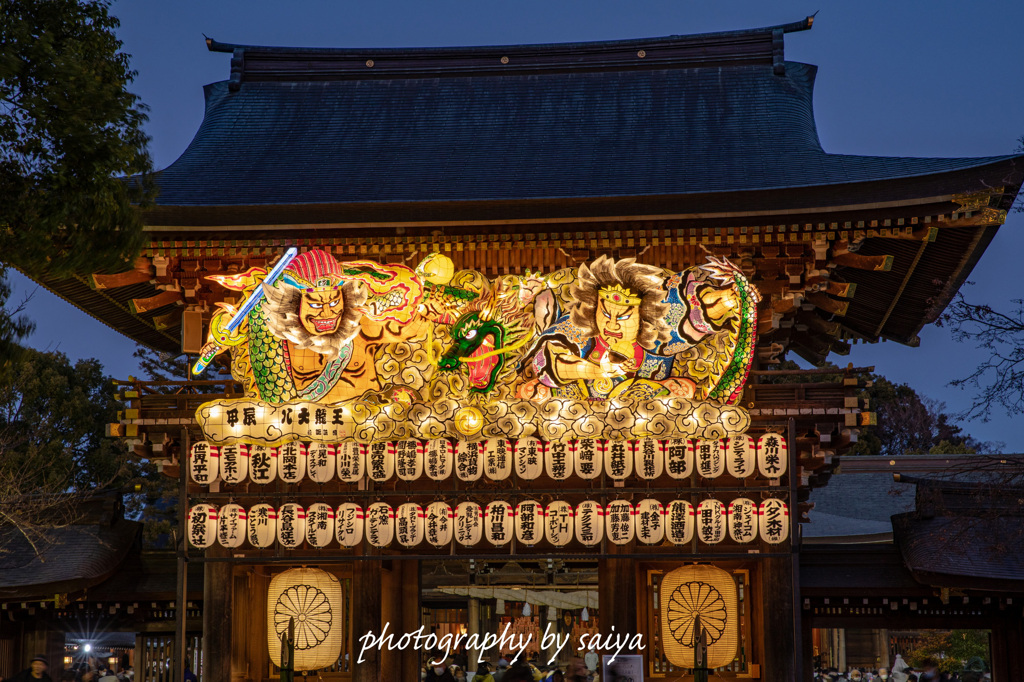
left=423, top=656, right=594, bottom=682
left=814, top=653, right=990, bottom=682
left=1, top=655, right=134, bottom=682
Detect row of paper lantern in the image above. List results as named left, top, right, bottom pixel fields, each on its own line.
left=187, top=497, right=789, bottom=550
left=189, top=435, right=787, bottom=485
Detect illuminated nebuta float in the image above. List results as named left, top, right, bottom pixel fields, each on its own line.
left=195, top=248, right=759, bottom=444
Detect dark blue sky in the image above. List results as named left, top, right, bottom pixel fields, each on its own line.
left=11, top=0, right=1024, bottom=449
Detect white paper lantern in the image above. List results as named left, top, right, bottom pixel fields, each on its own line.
left=189, top=442, right=217, bottom=485
left=728, top=498, right=758, bottom=544
left=634, top=438, right=663, bottom=480
left=219, top=444, right=247, bottom=484
left=305, top=502, right=335, bottom=548
left=485, top=439, right=512, bottom=480
left=515, top=500, right=543, bottom=545
left=395, top=503, right=424, bottom=547
left=365, top=502, right=395, bottom=547
left=306, top=443, right=335, bottom=484
left=336, top=442, right=365, bottom=482
left=425, top=440, right=454, bottom=481
left=694, top=439, right=724, bottom=479
left=514, top=439, right=544, bottom=480
left=759, top=498, right=789, bottom=544
left=248, top=503, right=277, bottom=548
left=279, top=442, right=307, bottom=484
left=278, top=503, right=306, bottom=548
left=335, top=503, right=364, bottom=547
left=545, top=441, right=573, bottom=481
left=366, top=442, right=393, bottom=482
left=217, top=503, right=247, bottom=549
left=455, top=441, right=484, bottom=482
left=725, top=435, right=756, bottom=479
left=574, top=500, right=604, bottom=547
left=392, top=440, right=422, bottom=481
left=605, top=500, right=635, bottom=545
left=696, top=499, right=727, bottom=544
left=455, top=501, right=483, bottom=546
left=573, top=439, right=602, bottom=479
left=249, top=445, right=278, bottom=484
left=485, top=501, right=513, bottom=546
left=757, top=434, right=788, bottom=479
left=187, top=503, right=217, bottom=548
left=545, top=501, right=574, bottom=547
left=267, top=567, right=343, bottom=671
left=662, top=439, right=692, bottom=479
left=635, top=499, right=665, bottom=545
left=665, top=500, right=694, bottom=545
left=604, top=441, right=633, bottom=480
left=425, top=502, right=453, bottom=547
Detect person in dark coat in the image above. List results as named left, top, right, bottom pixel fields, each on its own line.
left=425, top=660, right=457, bottom=682
left=9, top=655, right=53, bottom=682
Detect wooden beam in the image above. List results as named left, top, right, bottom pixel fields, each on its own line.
left=832, top=252, right=893, bottom=272
left=89, top=257, right=154, bottom=290
left=803, top=292, right=849, bottom=317
left=130, top=290, right=183, bottom=314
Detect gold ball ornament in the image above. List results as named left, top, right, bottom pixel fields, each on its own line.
left=416, top=252, right=455, bottom=286
left=454, top=406, right=484, bottom=437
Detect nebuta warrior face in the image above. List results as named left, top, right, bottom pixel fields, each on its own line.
left=299, top=287, right=346, bottom=335
left=595, top=284, right=642, bottom=352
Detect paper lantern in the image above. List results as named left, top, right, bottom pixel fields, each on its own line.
left=573, top=439, right=602, bottom=479
left=425, top=440, right=454, bottom=481
left=366, top=442, right=393, bottom=482
left=187, top=504, right=217, bottom=548
left=545, top=441, right=573, bottom=481
left=217, top=503, right=247, bottom=549
left=248, top=503, right=277, bottom=548
left=219, top=444, right=246, bottom=484
left=425, top=502, right=453, bottom=547
left=278, top=503, right=306, bottom=548
left=190, top=442, right=217, bottom=485
left=545, top=501, right=573, bottom=547
left=758, top=498, right=789, bottom=544
left=455, top=441, right=484, bottom=482
left=515, top=500, right=543, bottom=545
left=249, top=445, right=278, bottom=484
left=336, top=442, right=365, bottom=482
left=604, top=441, right=633, bottom=480
left=696, top=499, right=726, bottom=544
left=634, top=438, right=663, bottom=480
left=727, top=498, right=757, bottom=544
left=335, top=503, right=364, bottom=547
left=694, top=439, right=724, bottom=479
left=725, top=436, right=756, bottom=479
left=635, top=499, right=665, bottom=545
left=660, top=564, right=739, bottom=670
left=365, top=502, right=394, bottom=547
left=279, top=442, right=307, bottom=484
left=485, top=439, right=512, bottom=480
left=393, top=440, right=422, bottom=481
left=757, top=434, right=787, bottom=479
left=665, top=500, right=694, bottom=545
left=514, top=439, right=544, bottom=480
left=605, top=500, right=634, bottom=545
left=662, top=439, right=692, bottom=479
left=305, top=502, right=335, bottom=548
left=485, top=501, right=513, bottom=546
left=396, top=503, right=424, bottom=547
left=268, top=567, right=343, bottom=671
left=306, top=443, right=335, bottom=484
left=455, top=501, right=483, bottom=546
left=574, top=500, right=604, bottom=547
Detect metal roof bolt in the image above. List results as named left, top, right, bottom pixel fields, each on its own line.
left=365, top=59, right=374, bottom=68
left=637, top=50, right=647, bottom=58
left=500, top=56, right=509, bottom=64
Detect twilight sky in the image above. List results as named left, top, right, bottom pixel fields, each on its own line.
left=10, top=0, right=1024, bottom=449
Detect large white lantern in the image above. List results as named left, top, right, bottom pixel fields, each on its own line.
left=217, top=503, right=247, bottom=549
left=189, top=442, right=217, bottom=485
left=635, top=499, right=665, bottom=545
left=696, top=499, right=727, bottom=544
left=485, top=439, right=512, bottom=480
left=605, top=500, right=634, bottom=545
left=248, top=503, right=277, bottom=548
left=728, top=498, right=758, bottom=544
left=725, top=436, right=756, bottom=479
left=268, top=567, right=344, bottom=671
left=336, top=442, right=365, bottom=482
left=455, top=441, right=485, bottom=482
left=335, top=503, right=364, bottom=547
left=365, top=502, right=394, bottom=547
left=545, top=441, right=573, bottom=481
left=634, top=438, right=663, bottom=480
left=573, top=439, right=602, bottom=479
left=366, top=442, right=393, bottom=482
left=425, top=502, right=453, bottom=547
left=757, top=434, right=788, bottom=479
left=660, top=564, right=739, bottom=670
left=665, top=500, right=694, bottom=545
left=455, top=502, right=483, bottom=546
left=514, top=500, right=543, bottom=545
left=187, top=503, right=217, bottom=548
left=758, top=498, right=789, bottom=544
left=425, top=440, right=454, bottom=481
left=305, top=502, right=335, bottom=548
left=694, top=439, right=724, bottom=479
left=306, top=443, right=335, bottom=484
left=485, top=501, right=513, bottom=546
left=574, top=500, right=604, bottom=547
left=545, top=501, right=574, bottom=547
left=278, top=503, right=306, bottom=549
left=249, top=445, right=277, bottom=484
left=393, top=440, right=422, bottom=481
left=514, top=439, right=543, bottom=480
left=278, top=442, right=307, bottom=484
left=396, top=503, right=424, bottom=547
left=604, top=441, right=633, bottom=480
left=218, top=444, right=246, bottom=484
left=662, top=439, right=692, bottom=479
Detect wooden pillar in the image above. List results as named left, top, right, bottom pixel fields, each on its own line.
left=203, top=545, right=233, bottom=681
left=598, top=542, right=637, bottom=640
left=401, top=561, right=421, bottom=679
left=381, top=561, right=418, bottom=681
left=352, top=556, right=383, bottom=682
left=760, top=557, right=795, bottom=682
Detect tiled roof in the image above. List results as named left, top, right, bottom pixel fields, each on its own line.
left=805, top=471, right=917, bottom=540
